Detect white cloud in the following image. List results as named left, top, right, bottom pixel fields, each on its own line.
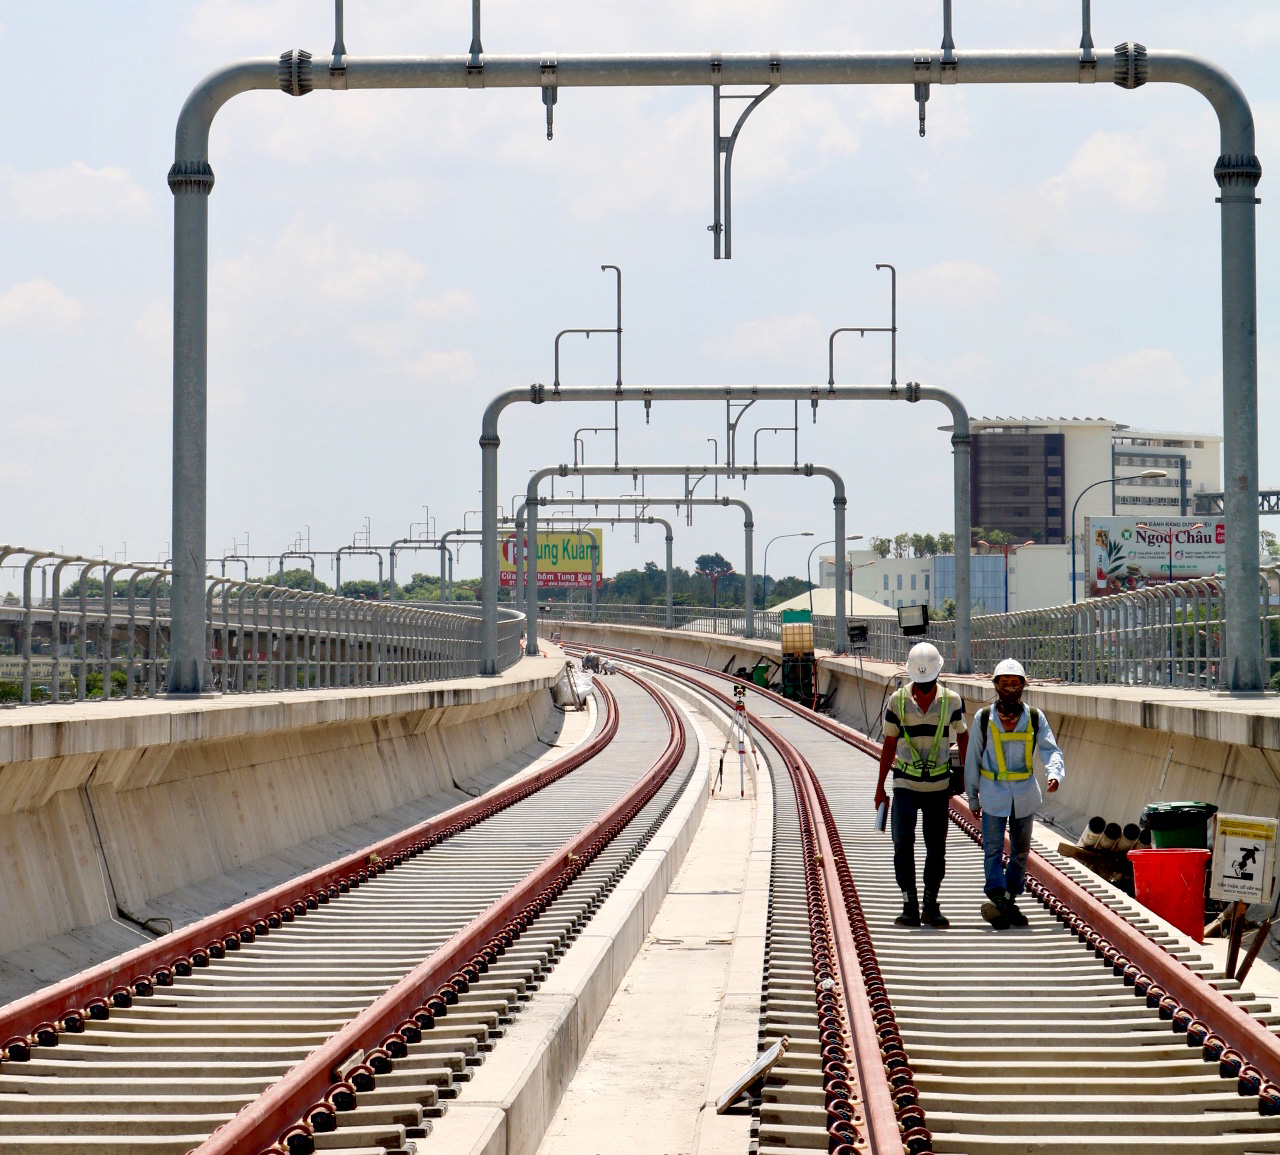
left=1001, top=131, right=1176, bottom=248
left=905, top=260, right=1001, bottom=311
left=0, top=461, right=36, bottom=487
left=210, top=222, right=476, bottom=383
left=0, top=279, right=84, bottom=331
left=403, top=349, right=476, bottom=384
left=0, top=163, right=150, bottom=222
left=1072, top=349, right=1215, bottom=430
left=703, top=313, right=823, bottom=363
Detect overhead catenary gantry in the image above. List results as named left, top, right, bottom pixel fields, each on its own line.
left=514, top=497, right=752, bottom=631
left=519, top=462, right=857, bottom=661
left=166, top=16, right=1263, bottom=691
left=482, top=384, right=972, bottom=673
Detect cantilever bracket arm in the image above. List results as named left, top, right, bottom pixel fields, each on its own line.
left=828, top=326, right=896, bottom=388
left=710, top=82, right=778, bottom=259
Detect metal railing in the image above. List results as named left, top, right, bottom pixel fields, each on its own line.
left=542, top=565, right=1280, bottom=691
left=0, top=547, right=525, bottom=705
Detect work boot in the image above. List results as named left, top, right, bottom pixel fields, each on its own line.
left=1004, top=894, right=1029, bottom=927
left=981, top=889, right=1011, bottom=930
left=894, top=890, right=921, bottom=928
left=921, top=888, right=949, bottom=929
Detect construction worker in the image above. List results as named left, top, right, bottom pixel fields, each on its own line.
left=964, top=658, right=1065, bottom=929
left=874, top=642, right=969, bottom=928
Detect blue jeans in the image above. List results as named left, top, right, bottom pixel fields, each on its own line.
left=982, top=811, right=1034, bottom=898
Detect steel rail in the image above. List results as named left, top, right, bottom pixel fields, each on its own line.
left=589, top=642, right=1280, bottom=1107
left=565, top=642, right=906, bottom=1152
left=0, top=667, right=618, bottom=1054
left=191, top=666, right=686, bottom=1154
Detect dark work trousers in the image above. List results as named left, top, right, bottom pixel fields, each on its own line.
left=891, top=786, right=950, bottom=894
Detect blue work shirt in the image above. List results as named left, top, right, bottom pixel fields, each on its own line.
left=964, top=703, right=1065, bottom=819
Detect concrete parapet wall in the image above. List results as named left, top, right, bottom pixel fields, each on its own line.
left=0, top=659, right=565, bottom=963
left=550, top=620, right=1280, bottom=837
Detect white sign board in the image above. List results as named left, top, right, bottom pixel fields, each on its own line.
left=1085, top=516, right=1226, bottom=597
left=1210, top=813, right=1278, bottom=904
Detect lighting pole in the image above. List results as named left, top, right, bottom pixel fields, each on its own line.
left=804, top=536, right=861, bottom=615
left=763, top=531, right=813, bottom=607
left=978, top=539, right=1035, bottom=613
left=1070, top=469, right=1168, bottom=601
left=806, top=539, right=831, bottom=616
left=697, top=564, right=734, bottom=611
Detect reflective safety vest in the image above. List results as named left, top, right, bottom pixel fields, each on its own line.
left=892, top=686, right=954, bottom=781
left=977, top=706, right=1039, bottom=781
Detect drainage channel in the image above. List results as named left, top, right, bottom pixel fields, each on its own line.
left=0, top=672, right=695, bottom=1155
left=594, top=646, right=1280, bottom=1154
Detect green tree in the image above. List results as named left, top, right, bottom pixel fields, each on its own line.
left=892, top=533, right=911, bottom=559
left=938, top=532, right=955, bottom=555
left=869, top=537, right=892, bottom=559
left=694, top=552, right=734, bottom=577
left=260, top=567, right=332, bottom=593
left=400, top=572, right=442, bottom=601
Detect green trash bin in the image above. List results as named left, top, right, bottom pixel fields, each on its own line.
left=752, top=661, right=770, bottom=688
left=1140, top=802, right=1219, bottom=849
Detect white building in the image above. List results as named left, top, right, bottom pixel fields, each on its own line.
left=967, top=417, right=1221, bottom=547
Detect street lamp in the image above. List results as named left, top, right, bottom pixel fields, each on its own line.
left=806, top=536, right=863, bottom=615
left=763, top=531, right=813, bottom=607
left=1137, top=521, right=1204, bottom=584
left=1070, top=469, right=1168, bottom=602
left=696, top=562, right=734, bottom=610
left=977, top=539, right=1035, bottom=613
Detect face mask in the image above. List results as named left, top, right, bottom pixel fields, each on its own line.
left=996, top=685, right=1023, bottom=714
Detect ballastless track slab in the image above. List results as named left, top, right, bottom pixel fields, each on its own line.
left=0, top=672, right=698, bottom=1154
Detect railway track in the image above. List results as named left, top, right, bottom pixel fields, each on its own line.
left=0, top=669, right=696, bottom=1155
left=579, top=642, right=1280, bottom=1155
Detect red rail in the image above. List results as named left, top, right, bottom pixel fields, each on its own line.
left=592, top=642, right=1280, bottom=1102
left=0, top=675, right=619, bottom=1055
left=192, top=666, right=686, bottom=1155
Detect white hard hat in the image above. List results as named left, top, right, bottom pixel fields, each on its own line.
left=993, top=658, right=1027, bottom=681
left=906, top=642, right=944, bottom=684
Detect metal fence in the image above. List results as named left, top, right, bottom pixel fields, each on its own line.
left=542, top=564, right=1280, bottom=691
left=0, top=547, right=525, bottom=704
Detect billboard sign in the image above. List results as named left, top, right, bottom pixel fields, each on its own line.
left=1085, top=516, right=1225, bottom=597
left=499, top=529, right=603, bottom=588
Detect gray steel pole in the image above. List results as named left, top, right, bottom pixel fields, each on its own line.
left=743, top=508, right=755, bottom=640
left=665, top=525, right=674, bottom=628
left=951, top=413, right=972, bottom=674
left=174, top=44, right=1258, bottom=687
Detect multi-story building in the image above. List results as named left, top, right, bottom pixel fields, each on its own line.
left=966, top=418, right=1221, bottom=545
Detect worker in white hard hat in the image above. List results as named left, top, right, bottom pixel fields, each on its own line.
left=874, top=641, right=969, bottom=929
left=963, top=658, right=1065, bottom=930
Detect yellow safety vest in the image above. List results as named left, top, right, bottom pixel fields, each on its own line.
left=979, top=707, right=1036, bottom=781
left=893, top=686, right=953, bottom=782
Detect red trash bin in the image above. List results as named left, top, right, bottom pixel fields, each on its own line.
left=1127, top=848, right=1211, bottom=942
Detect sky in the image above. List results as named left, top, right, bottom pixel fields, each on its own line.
left=2, top=1, right=1278, bottom=591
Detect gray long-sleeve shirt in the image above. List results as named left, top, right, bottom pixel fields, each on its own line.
left=964, top=703, right=1065, bottom=819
